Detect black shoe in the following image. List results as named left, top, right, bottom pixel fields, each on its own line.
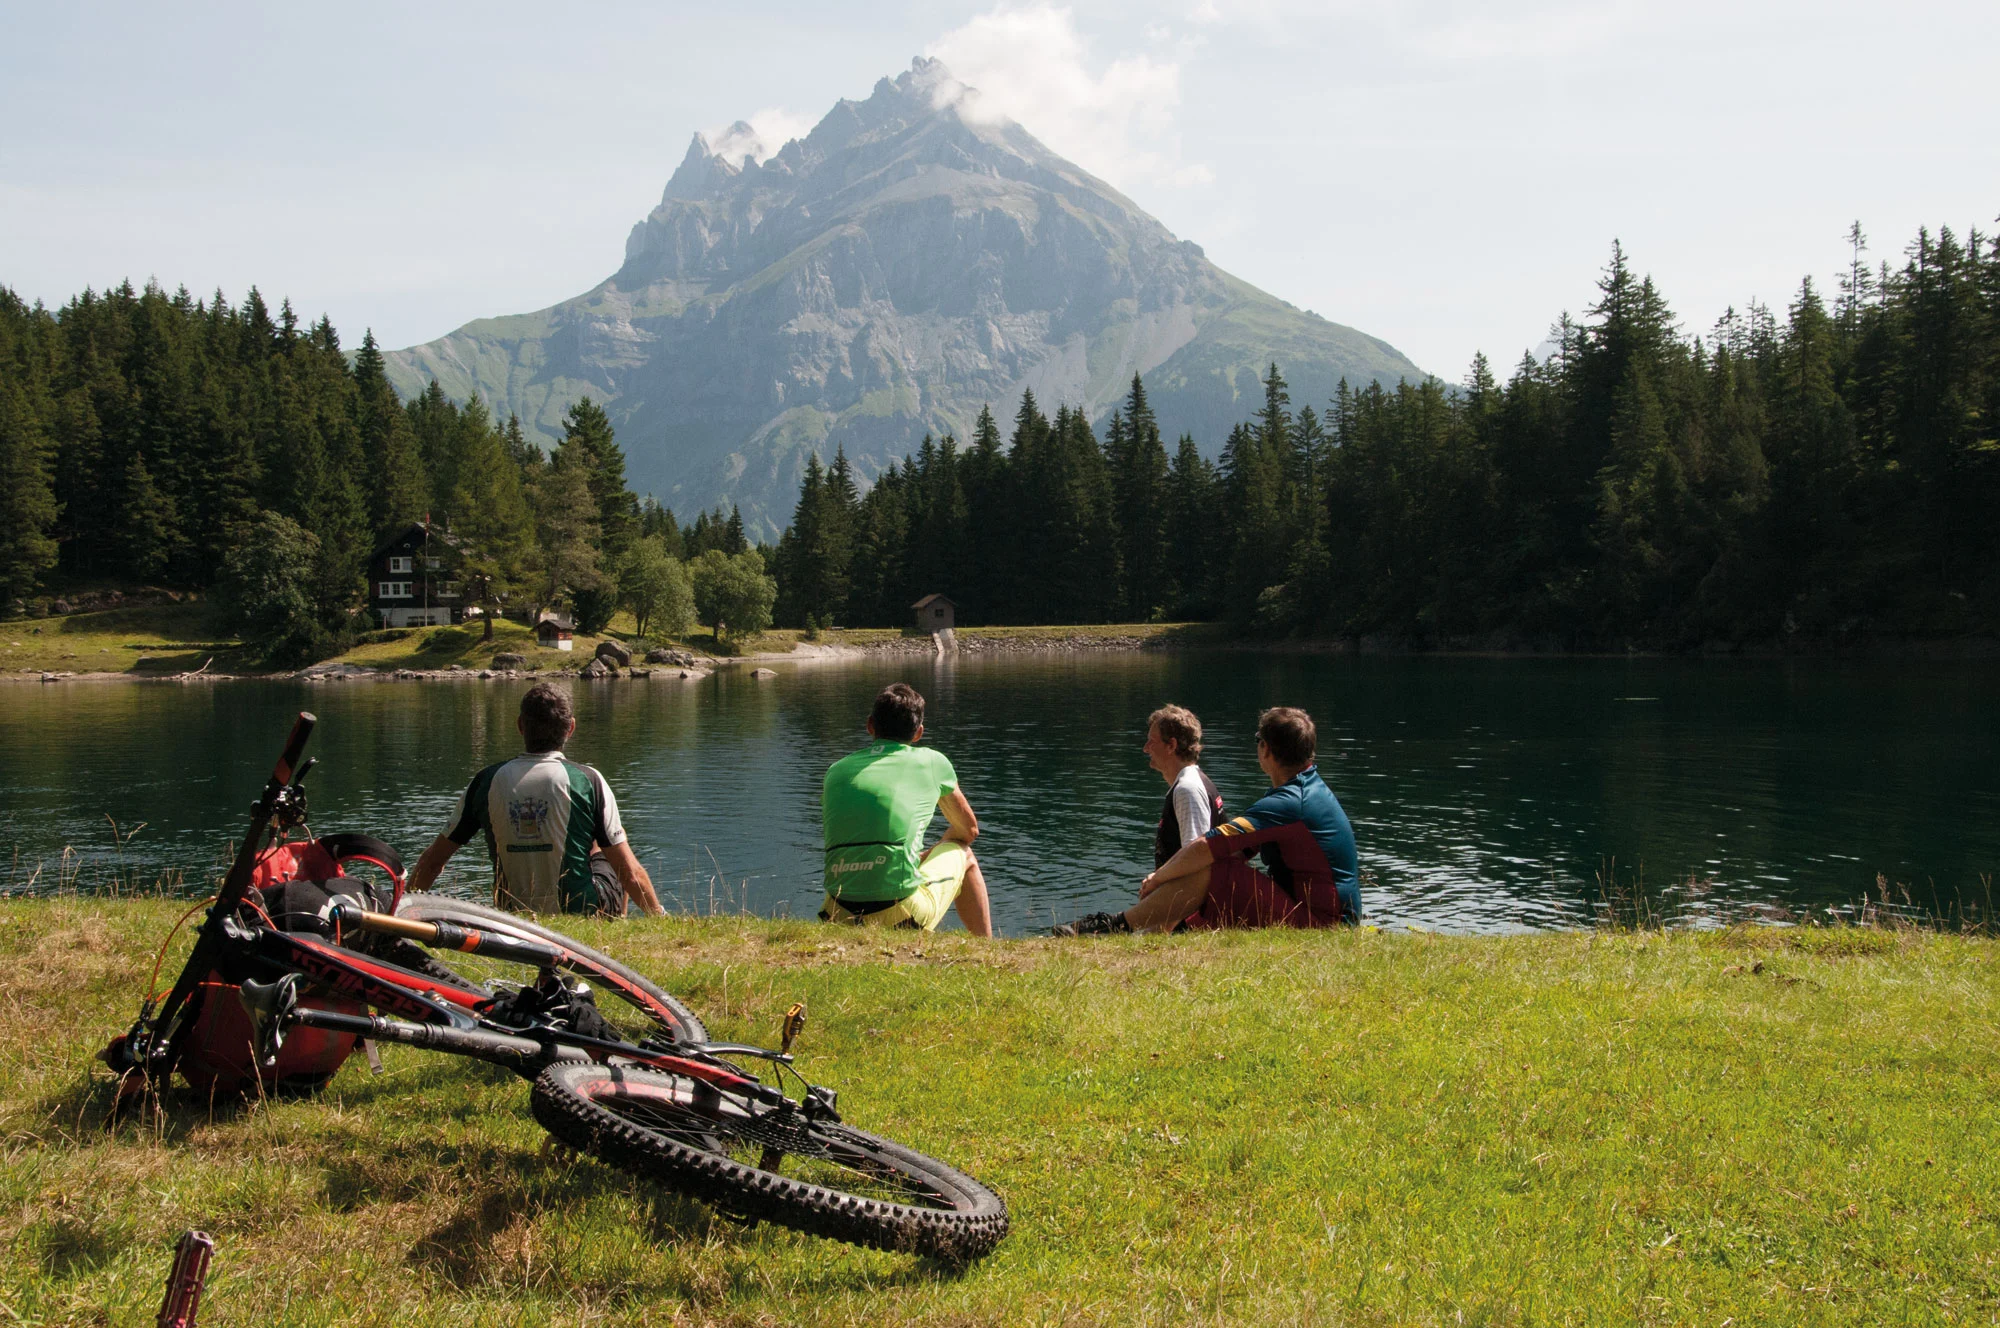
left=1052, top=911, right=1130, bottom=937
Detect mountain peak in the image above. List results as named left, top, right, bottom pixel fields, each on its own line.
left=390, top=60, right=1423, bottom=537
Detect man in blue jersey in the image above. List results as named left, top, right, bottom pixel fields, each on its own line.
left=406, top=682, right=665, bottom=917
left=1055, top=706, right=1359, bottom=935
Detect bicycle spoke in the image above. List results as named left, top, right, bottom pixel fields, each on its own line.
left=601, top=1089, right=956, bottom=1210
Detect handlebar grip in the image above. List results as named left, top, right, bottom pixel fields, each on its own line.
left=273, top=711, right=317, bottom=786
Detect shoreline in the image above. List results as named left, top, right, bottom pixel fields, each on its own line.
left=9, top=621, right=2000, bottom=684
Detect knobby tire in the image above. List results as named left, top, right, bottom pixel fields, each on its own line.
left=531, top=1062, right=1008, bottom=1262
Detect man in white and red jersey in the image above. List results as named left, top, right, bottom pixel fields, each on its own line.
left=406, top=682, right=665, bottom=917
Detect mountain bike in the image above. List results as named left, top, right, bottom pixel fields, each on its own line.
left=102, top=712, right=1008, bottom=1262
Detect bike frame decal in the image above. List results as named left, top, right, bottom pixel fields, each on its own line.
left=255, top=931, right=485, bottom=1025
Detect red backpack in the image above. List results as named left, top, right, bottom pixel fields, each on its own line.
left=177, top=835, right=405, bottom=1095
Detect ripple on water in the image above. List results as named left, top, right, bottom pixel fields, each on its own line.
left=2, top=653, right=1997, bottom=935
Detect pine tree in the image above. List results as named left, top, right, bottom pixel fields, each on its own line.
left=1110, top=374, right=1169, bottom=620
left=530, top=450, right=604, bottom=616
left=353, top=330, right=428, bottom=534
left=0, top=373, right=59, bottom=602
left=556, top=397, right=638, bottom=558
left=112, top=452, right=176, bottom=581
left=1164, top=433, right=1221, bottom=618
left=639, top=497, right=684, bottom=559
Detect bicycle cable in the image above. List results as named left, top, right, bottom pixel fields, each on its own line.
left=144, top=895, right=219, bottom=1004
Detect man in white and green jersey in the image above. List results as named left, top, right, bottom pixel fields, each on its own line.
left=407, top=683, right=665, bottom=917
left=820, top=682, right=993, bottom=936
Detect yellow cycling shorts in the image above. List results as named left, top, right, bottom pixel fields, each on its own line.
left=819, top=843, right=969, bottom=931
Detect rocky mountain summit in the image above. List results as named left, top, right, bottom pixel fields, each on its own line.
left=387, top=58, right=1424, bottom=536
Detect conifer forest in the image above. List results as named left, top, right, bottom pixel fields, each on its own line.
left=2, top=220, right=1995, bottom=655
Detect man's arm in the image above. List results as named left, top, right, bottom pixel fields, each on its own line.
left=602, top=839, right=665, bottom=916
left=406, top=834, right=460, bottom=895
left=1140, top=835, right=1215, bottom=897
left=924, top=786, right=978, bottom=858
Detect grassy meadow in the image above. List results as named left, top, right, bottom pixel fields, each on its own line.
left=4, top=601, right=1219, bottom=679
left=3, top=901, right=1996, bottom=1326
left=0, top=602, right=256, bottom=676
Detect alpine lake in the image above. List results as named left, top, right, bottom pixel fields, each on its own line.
left=3, top=650, right=1997, bottom=935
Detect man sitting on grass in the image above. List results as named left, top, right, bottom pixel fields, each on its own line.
left=1056, top=706, right=1358, bottom=934
left=407, top=681, right=666, bottom=917
left=820, top=683, right=993, bottom=937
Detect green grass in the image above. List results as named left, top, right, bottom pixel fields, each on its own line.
left=1, top=608, right=1226, bottom=680
left=3, top=903, right=1996, bottom=1325
left=0, top=602, right=255, bottom=676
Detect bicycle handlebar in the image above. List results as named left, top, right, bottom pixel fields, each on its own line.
left=273, top=712, right=316, bottom=787
left=143, top=712, right=319, bottom=1080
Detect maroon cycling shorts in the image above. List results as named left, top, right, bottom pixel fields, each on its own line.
left=1186, top=856, right=1342, bottom=930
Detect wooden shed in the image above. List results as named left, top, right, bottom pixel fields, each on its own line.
left=911, top=594, right=956, bottom=632
left=534, top=612, right=575, bottom=651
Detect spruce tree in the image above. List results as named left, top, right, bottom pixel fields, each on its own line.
left=353, top=330, right=428, bottom=534
left=0, top=374, right=59, bottom=602
left=556, top=397, right=638, bottom=558
left=1111, top=374, right=1169, bottom=621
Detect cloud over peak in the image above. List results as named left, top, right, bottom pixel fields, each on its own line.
left=924, top=5, right=1212, bottom=189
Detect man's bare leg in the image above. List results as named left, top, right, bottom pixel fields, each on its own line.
left=1123, top=871, right=1211, bottom=934
left=953, top=851, right=993, bottom=938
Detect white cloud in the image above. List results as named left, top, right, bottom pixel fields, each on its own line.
left=1429, top=4, right=1643, bottom=62
left=925, top=5, right=1212, bottom=189
left=701, top=106, right=817, bottom=164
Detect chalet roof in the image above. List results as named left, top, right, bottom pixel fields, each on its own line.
left=534, top=612, right=575, bottom=632
left=911, top=593, right=954, bottom=610
left=369, top=521, right=466, bottom=559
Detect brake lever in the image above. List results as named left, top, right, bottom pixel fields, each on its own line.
left=239, top=975, right=302, bottom=1069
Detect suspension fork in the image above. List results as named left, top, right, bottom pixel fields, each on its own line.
left=144, top=712, right=317, bottom=1082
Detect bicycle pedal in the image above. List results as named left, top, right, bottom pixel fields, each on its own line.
left=779, top=1001, right=806, bottom=1054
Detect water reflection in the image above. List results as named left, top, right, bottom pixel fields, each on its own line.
left=2, top=652, right=1996, bottom=935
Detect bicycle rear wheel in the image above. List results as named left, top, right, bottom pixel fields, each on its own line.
left=394, top=893, right=706, bottom=1044
left=531, top=1062, right=1008, bottom=1262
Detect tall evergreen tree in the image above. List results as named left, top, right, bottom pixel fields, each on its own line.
left=553, top=396, right=637, bottom=558
left=1110, top=374, right=1169, bottom=620
left=353, top=330, right=428, bottom=534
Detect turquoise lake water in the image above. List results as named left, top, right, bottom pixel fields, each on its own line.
left=3, top=652, right=1996, bottom=934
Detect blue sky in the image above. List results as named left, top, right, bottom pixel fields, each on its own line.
left=3, top=0, right=1995, bottom=379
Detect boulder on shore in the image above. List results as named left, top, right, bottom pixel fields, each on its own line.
left=596, top=639, right=633, bottom=666
left=492, top=653, right=525, bottom=669
left=646, top=647, right=697, bottom=666
left=580, top=657, right=616, bottom=680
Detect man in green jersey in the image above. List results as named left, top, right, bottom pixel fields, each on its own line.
left=408, top=682, right=665, bottom=917
left=820, top=683, right=992, bottom=936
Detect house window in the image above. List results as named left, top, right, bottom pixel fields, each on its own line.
left=388, top=556, right=413, bottom=574
left=935, top=607, right=946, bottom=618
left=378, top=582, right=413, bottom=599
left=426, top=558, right=441, bottom=571
left=437, top=582, right=463, bottom=599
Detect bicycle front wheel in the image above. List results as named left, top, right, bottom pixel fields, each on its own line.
left=531, top=1062, right=1008, bottom=1262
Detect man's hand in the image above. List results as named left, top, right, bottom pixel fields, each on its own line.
left=936, top=787, right=979, bottom=847
left=407, top=834, right=459, bottom=895
left=603, top=840, right=666, bottom=917
left=1142, top=836, right=1215, bottom=898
